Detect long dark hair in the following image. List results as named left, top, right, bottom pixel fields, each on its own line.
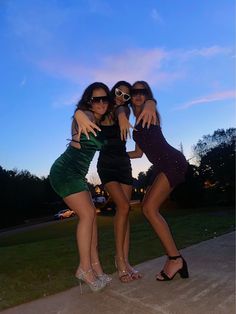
left=110, top=80, right=132, bottom=106
left=74, top=82, right=113, bottom=113
left=132, top=80, right=161, bottom=125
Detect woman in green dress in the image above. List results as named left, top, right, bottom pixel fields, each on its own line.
left=49, top=82, right=112, bottom=293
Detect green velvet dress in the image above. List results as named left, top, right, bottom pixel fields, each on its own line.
left=49, top=133, right=104, bottom=198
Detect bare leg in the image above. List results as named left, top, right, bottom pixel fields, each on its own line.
left=123, top=218, right=130, bottom=264
left=89, top=211, right=112, bottom=284
left=63, top=191, right=98, bottom=283
left=90, top=212, right=105, bottom=274
left=119, top=184, right=132, bottom=260
left=105, top=181, right=132, bottom=283
left=142, top=173, right=183, bottom=279
left=120, top=184, right=142, bottom=279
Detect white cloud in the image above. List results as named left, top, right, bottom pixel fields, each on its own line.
left=151, top=9, right=163, bottom=24
left=20, top=77, right=26, bottom=87
left=52, top=93, right=81, bottom=108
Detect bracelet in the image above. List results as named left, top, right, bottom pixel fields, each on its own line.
left=145, top=98, right=157, bottom=104
left=67, top=138, right=80, bottom=144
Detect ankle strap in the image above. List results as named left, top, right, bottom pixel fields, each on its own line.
left=115, top=256, right=125, bottom=261
left=168, top=255, right=182, bottom=260
left=78, top=268, right=93, bottom=275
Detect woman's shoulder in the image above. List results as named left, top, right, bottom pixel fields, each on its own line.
left=114, top=104, right=130, bottom=117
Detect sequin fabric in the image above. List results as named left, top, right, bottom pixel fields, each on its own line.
left=133, top=123, right=188, bottom=188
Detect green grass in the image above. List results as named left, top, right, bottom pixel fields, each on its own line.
left=0, top=205, right=234, bottom=310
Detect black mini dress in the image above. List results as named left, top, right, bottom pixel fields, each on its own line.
left=97, top=122, right=133, bottom=186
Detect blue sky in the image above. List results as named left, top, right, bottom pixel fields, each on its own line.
left=0, top=0, right=235, bottom=184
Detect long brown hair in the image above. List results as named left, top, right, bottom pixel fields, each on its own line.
left=132, top=80, right=161, bottom=125
left=72, top=82, right=113, bottom=133
left=75, top=82, right=113, bottom=113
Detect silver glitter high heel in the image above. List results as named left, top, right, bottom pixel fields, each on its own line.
left=92, top=261, right=112, bottom=285
left=75, top=268, right=106, bottom=294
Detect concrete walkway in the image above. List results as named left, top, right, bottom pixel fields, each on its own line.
left=1, top=232, right=235, bottom=314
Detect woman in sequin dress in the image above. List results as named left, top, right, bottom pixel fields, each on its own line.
left=128, top=81, right=189, bottom=281
left=49, top=82, right=112, bottom=292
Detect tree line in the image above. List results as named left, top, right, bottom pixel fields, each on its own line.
left=0, top=128, right=235, bottom=229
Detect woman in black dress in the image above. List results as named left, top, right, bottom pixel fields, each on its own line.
left=74, top=81, right=157, bottom=282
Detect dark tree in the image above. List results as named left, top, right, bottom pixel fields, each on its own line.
left=170, top=164, right=204, bottom=208
left=0, top=167, right=61, bottom=228
left=193, top=128, right=235, bottom=205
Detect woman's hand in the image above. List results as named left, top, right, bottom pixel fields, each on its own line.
left=118, top=112, right=135, bottom=141
left=128, top=144, right=143, bottom=159
left=74, top=110, right=101, bottom=140
left=136, top=99, right=157, bottom=128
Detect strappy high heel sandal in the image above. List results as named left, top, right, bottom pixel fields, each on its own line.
left=115, top=256, right=133, bottom=283
left=128, top=266, right=142, bottom=280
left=91, top=261, right=112, bottom=285
left=125, top=260, right=142, bottom=280
left=75, top=268, right=106, bottom=294
left=156, top=255, right=189, bottom=281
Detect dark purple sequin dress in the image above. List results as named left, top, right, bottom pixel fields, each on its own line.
left=133, top=123, right=188, bottom=188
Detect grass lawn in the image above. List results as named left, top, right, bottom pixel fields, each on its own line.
left=0, top=204, right=234, bottom=310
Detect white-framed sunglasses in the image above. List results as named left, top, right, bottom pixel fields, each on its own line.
left=115, top=88, right=131, bottom=101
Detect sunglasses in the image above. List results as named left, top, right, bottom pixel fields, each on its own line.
left=115, top=88, right=131, bottom=101
left=90, top=96, right=110, bottom=104
left=131, top=89, right=147, bottom=97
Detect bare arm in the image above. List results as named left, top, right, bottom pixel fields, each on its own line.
left=136, top=99, right=157, bottom=128
left=74, top=109, right=101, bottom=140
left=128, top=143, right=143, bottom=159
left=115, top=106, right=136, bottom=141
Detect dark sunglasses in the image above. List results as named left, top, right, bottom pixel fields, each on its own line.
left=115, top=88, right=131, bottom=101
left=131, top=89, right=147, bottom=97
left=90, top=96, right=110, bottom=104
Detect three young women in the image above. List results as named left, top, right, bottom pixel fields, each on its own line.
left=74, top=81, right=156, bottom=283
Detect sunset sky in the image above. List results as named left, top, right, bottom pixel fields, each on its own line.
left=0, top=0, right=235, bottom=184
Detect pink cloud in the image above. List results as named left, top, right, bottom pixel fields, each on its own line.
left=185, top=46, right=231, bottom=57
left=37, top=48, right=184, bottom=87
left=175, top=90, right=236, bottom=110
left=35, top=45, right=233, bottom=108
left=37, top=58, right=94, bottom=83
left=37, top=45, right=231, bottom=87
left=92, top=48, right=182, bottom=85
